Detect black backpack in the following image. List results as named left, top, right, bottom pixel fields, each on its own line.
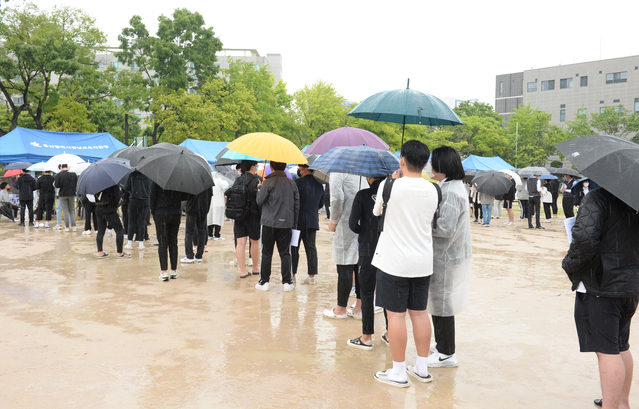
left=225, top=176, right=252, bottom=220
left=377, top=177, right=442, bottom=234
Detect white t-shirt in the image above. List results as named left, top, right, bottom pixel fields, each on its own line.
left=372, top=177, right=439, bottom=278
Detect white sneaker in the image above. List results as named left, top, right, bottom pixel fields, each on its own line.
left=229, top=259, right=239, bottom=267
left=283, top=283, right=295, bottom=292
left=64, top=227, right=70, bottom=232
left=107, top=229, right=112, bottom=236
left=53, top=225, right=62, bottom=230
left=255, top=281, right=270, bottom=291
left=374, top=306, right=383, bottom=314
left=170, top=271, right=179, bottom=279
left=44, top=223, right=49, bottom=228
left=349, top=286, right=357, bottom=298
left=194, top=258, right=203, bottom=263
left=247, top=258, right=253, bottom=267
left=214, top=237, right=225, bottom=241
left=302, top=277, right=315, bottom=285
left=71, top=227, right=77, bottom=232
left=39, top=222, right=45, bottom=227
left=180, top=257, right=195, bottom=263
left=34, top=223, right=40, bottom=228
left=159, top=272, right=169, bottom=281
left=124, top=243, right=133, bottom=249
left=138, top=243, right=145, bottom=250
left=544, top=219, right=551, bottom=223
left=83, top=230, right=91, bottom=235
left=427, top=351, right=458, bottom=367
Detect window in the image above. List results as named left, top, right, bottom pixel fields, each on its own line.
left=613, top=99, right=620, bottom=103
left=527, top=82, right=537, bottom=92
left=578, top=108, right=587, bottom=115
left=130, top=62, right=139, bottom=71
left=606, top=71, right=627, bottom=84
left=111, top=62, right=122, bottom=70
left=600, top=100, right=604, bottom=104
left=635, top=98, right=639, bottom=113
left=115, top=100, right=122, bottom=107
left=499, top=82, right=503, bottom=96
left=541, top=80, right=555, bottom=91
left=580, top=76, right=588, bottom=87
left=13, top=96, right=24, bottom=105
left=600, top=107, right=606, bottom=114
left=560, top=104, right=566, bottom=108
left=560, top=78, right=573, bottom=89
left=560, top=109, right=566, bottom=122
left=97, top=62, right=103, bottom=70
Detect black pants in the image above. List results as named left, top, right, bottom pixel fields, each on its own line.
left=473, top=198, right=482, bottom=220
left=337, top=264, right=358, bottom=307
left=519, top=199, right=528, bottom=218
left=324, top=194, right=331, bottom=219
left=563, top=194, right=575, bottom=218
left=432, top=315, right=456, bottom=355
left=154, top=213, right=181, bottom=271
left=358, top=255, right=377, bottom=335
left=128, top=200, right=148, bottom=241
left=260, top=226, right=292, bottom=285
left=551, top=193, right=558, bottom=214
left=528, top=196, right=541, bottom=227
left=19, top=199, right=33, bottom=224
left=185, top=213, right=207, bottom=259
left=36, top=194, right=54, bottom=221
left=84, top=202, right=98, bottom=231
left=96, top=211, right=124, bottom=253
left=543, top=202, right=552, bottom=220
left=208, top=224, right=221, bottom=238
left=291, top=227, right=318, bottom=277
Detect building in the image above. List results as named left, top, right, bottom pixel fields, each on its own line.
left=216, top=49, right=282, bottom=85
left=495, top=55, right=639, bottom=126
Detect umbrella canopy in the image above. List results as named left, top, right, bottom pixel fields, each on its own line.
left=4, top=162, right=33, bottom=171
left=472, top=170, right=513, bottom=197
left=77, top=158, right=132, bottom=195
left=517, top=166, right=550, bottom=178
left=27, top=161, right=54, bottom=172
left=570, top=177, right=600, bottom=194
left=109, top=146, right=145, bottom=167
left=552, top=167, right=580, bottom=177
left=135, top=143, right=214, bottom=195
left=3, top=169, right=23, bottom=177
left=46, top=153, right=85, bottom=171
left=555, top=134, right=639, bottom=211
left=499, top=169, right=522, bottom=186
left=539, top=174, right=558, bottom=180
left=0, top=203, right=15, bottom=222
left=347, top=79, right=464, bottom=145
left=463, top=169, right=477, bottom=184
left=68, top=162, right=92, bottom=175
left=309, top=145, right=399, bottom=182
left=305, top=126, right=389, bottom=155
left=225, top=132, right=307, bottom=165
left=214, top=148, right=263, bottom=167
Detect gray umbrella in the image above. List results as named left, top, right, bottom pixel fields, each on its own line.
left=517, top=166, right=550, bottom=178
left=77, top=158, right=132, bottom=195
left=552, top=167, right=580, bottom=177
left=472, top=170, right=513, bottom=197
left=135, top=143, right=214, bottom=195
left=463, top=170, right=477, bottom=184
left=109, top=145, right=145, bottom=167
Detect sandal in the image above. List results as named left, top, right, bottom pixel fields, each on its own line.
left=97, top=253, right=110, bottom=259
left=239, top=273, right=251, bottom=279
left=251, top=271, right=260, bottom=275
left=115, top=253, right=131, bottom=259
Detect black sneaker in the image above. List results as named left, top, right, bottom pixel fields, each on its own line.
left=382, top=332, right=389, bottom=346
left=535, top=226, right=545, bottom=230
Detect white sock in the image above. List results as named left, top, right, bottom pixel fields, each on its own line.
left=127, top=240, right=132, bottom=246
left=389, top=361, right=407, bottom=382
left=139, top=242, right=145, bottom=248
left=415, top=356, right=429, bottom=377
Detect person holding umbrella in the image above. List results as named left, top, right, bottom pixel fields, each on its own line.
left=479, top=190, right=494, bottom=227
left=150, top=183, right=184, bottom=281
left=94, top=185, right=130, bottom=259
left=561, top=174, right=576, bottom=218
left=54, top=164, right=78, bottom=232
left=526, top=173, right=544, bottom=229
left=15, top=170, right=37, bottom=226
left=35, top=170, right=55, bottom=228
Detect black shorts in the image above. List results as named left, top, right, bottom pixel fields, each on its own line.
left=574, top=292, right=638, bottom=354
left=503, top=200, right=513, bottom=209
left=233, top=213, right=261, bottom=241
left=375, top=270, right=430, bottom=313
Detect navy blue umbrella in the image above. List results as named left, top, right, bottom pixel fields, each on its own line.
left=4, top=161, right=33, bottom=171
left=308, top=145, right=399, bottom=182
left=77, top=158, right=132, bottom=195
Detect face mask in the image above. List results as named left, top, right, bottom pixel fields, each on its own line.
left=583, top=182, right=589, bottom=188
left=297, top=169, right=302, bottom=178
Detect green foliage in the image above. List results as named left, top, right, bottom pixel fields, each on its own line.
left=550, top=160, right=563, bottom=168
left=0, top=2, right=106, bottom=133
left=565, top=111, right=593, bottom=137
left=453, top=100, right=502, bottom=122
left=589, top=105, right=639, bottom=137
left=45, top=96, right=96, bottom=133
left=451, top=115, right=507, bottom=157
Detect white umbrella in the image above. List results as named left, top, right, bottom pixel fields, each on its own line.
left=68, top=162, right=91, bottom=175
left=27, top=161, right=55, bottom=172
left=45, top=153, right=85, bottom=171
left=499, top=169, right=522, bottom=186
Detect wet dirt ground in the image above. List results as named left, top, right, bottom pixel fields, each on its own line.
left=0, top=212, right=637, bottom=408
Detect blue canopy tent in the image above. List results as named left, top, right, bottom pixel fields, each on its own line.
left=0, top=127, right=127, bottom=164
left=178, top=139, right=228, bottom=164
left=462, top=155, right=514, bottom=171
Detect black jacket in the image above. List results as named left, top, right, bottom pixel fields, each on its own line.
left=95, top=185, right=120, bottom=214
left=256, top=172, right=299, bottom=229
left=54, top=170, right=78, bottom=197
left=295, top=174, right=324, bottom=230
left=15, top=173, right=37, bottom=201
left=562, top=188, right=639, bottom=298
left=349, top=179, right=382, bottom=257
left=150, top=183, right=184, bottom=216
left=36, top=174, right=56, bottom=197
left=504, top=179, right=516, bottom=201
left=124, top=171, right=152, bottom=203
left=185, top=187, right=212, bottom=216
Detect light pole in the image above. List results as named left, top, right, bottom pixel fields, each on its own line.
left=515, top=122, right=518, bottom=168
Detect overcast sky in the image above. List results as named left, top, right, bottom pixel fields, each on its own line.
left=29, top=0, right=639, bottom=107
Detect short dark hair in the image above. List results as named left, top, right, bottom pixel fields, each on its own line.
left=431, top=146, right=465, bottom=181
left=270, top=161, right=286, bottom=171
left=400, top=140, right=430, bottom=173
left=240, top=160, right=257, bottom=173
left=60, top=164, right=68, bottom=169
left=0, top=182, right=7, bottom=189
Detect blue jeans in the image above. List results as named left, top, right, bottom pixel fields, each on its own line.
left=482, top=204, right=493, bottom=224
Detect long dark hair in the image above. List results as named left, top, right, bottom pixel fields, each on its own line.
left=431, top=146, right=465, bottom=181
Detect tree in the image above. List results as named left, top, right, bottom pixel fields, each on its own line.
left=451, top=115, right=507, bottom=157
left=290, top=80, right=348, bottom=146
left=0, top=2, right=106, bottom=134
left=116, top=9, right=223, bottom=144
left=453, top=100, right=502, bottom=122
left=589, top=105, right=639, bottom=138
left=45, top=96, right=96, bottom=133
left=505, top=105, right=569, bottom=167
left=565, top=111, right=593, bottom=137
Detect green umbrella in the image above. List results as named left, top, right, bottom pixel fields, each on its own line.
left=347, top=79, right=464, bottom=145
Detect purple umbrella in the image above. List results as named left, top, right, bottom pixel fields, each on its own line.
left=305, top=126, right=389, bottom=155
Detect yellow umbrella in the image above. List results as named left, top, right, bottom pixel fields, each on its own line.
left=226, top=132, right=307, bottom=165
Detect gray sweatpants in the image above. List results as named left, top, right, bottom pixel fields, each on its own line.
left=59, top=196, right=76, bottom=227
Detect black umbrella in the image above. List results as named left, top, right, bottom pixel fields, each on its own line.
left=4, top=162, right=33, bottom=171
left=472, top=170, right=512, bottom=197
left=0, top=203, right=15, bottom=222
left=517, top=166, right=550, bottom=178
left=109, top=145, right=145, bottom=167
left=552, top=167, right=580, bottom=177
left=463, top=170, right=477, bottom=184
left=77, top=158, right=132, bottom=195
left=135, top=143, right=214, bottom=195
left=555, top=135, right=639, bottom=211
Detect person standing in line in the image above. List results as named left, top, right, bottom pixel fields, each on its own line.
left=54, top=164, right=78, bottom=232
left=231, top=160, right=261, bottom=278
left=255, top=161, right=299, bottom=292
left=207, top=174, right=229, bottom=241
left=80, top=195, right=98, bottom=235
left=479, top=190, right=494, bottom=227
left=124, top=170, right=152, bottom=250
left=323, top=172, right=367, bottom=319
left=181, top=187, right=212, bottom=263
left=34, top=170, right=55, bottom=228
left=427, top=146, right=472, bottom=368
left=561, top=174, right=576, bottom=218
left=292, top=162, right=324, bottom=285
left=550, top=177, right=559, bottom=218
left=150, top=182, right=184, bottom=281
left=502, top=174, right=516, bottom=226
left=94, top=185, right=129, bottom=259
left=372, top=140, right=439, bottom=387
left=517, top=176, right=529, bottom=220
left=15, top=170, right=37, bottom=227
left=323, top=183, right=331, bottom=220
left=541, top=179, right=553, bottom=223
left=574, top=179, right=592, bottom=209
left=562, top=188, right=639, bottom=409
left=492, top=194, right=503, bottom=220
left=346, top=175, right=384, bottom=350
left=471, top=185, right=482, bottom=223
left=527, top=173, right=544, bottom=229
